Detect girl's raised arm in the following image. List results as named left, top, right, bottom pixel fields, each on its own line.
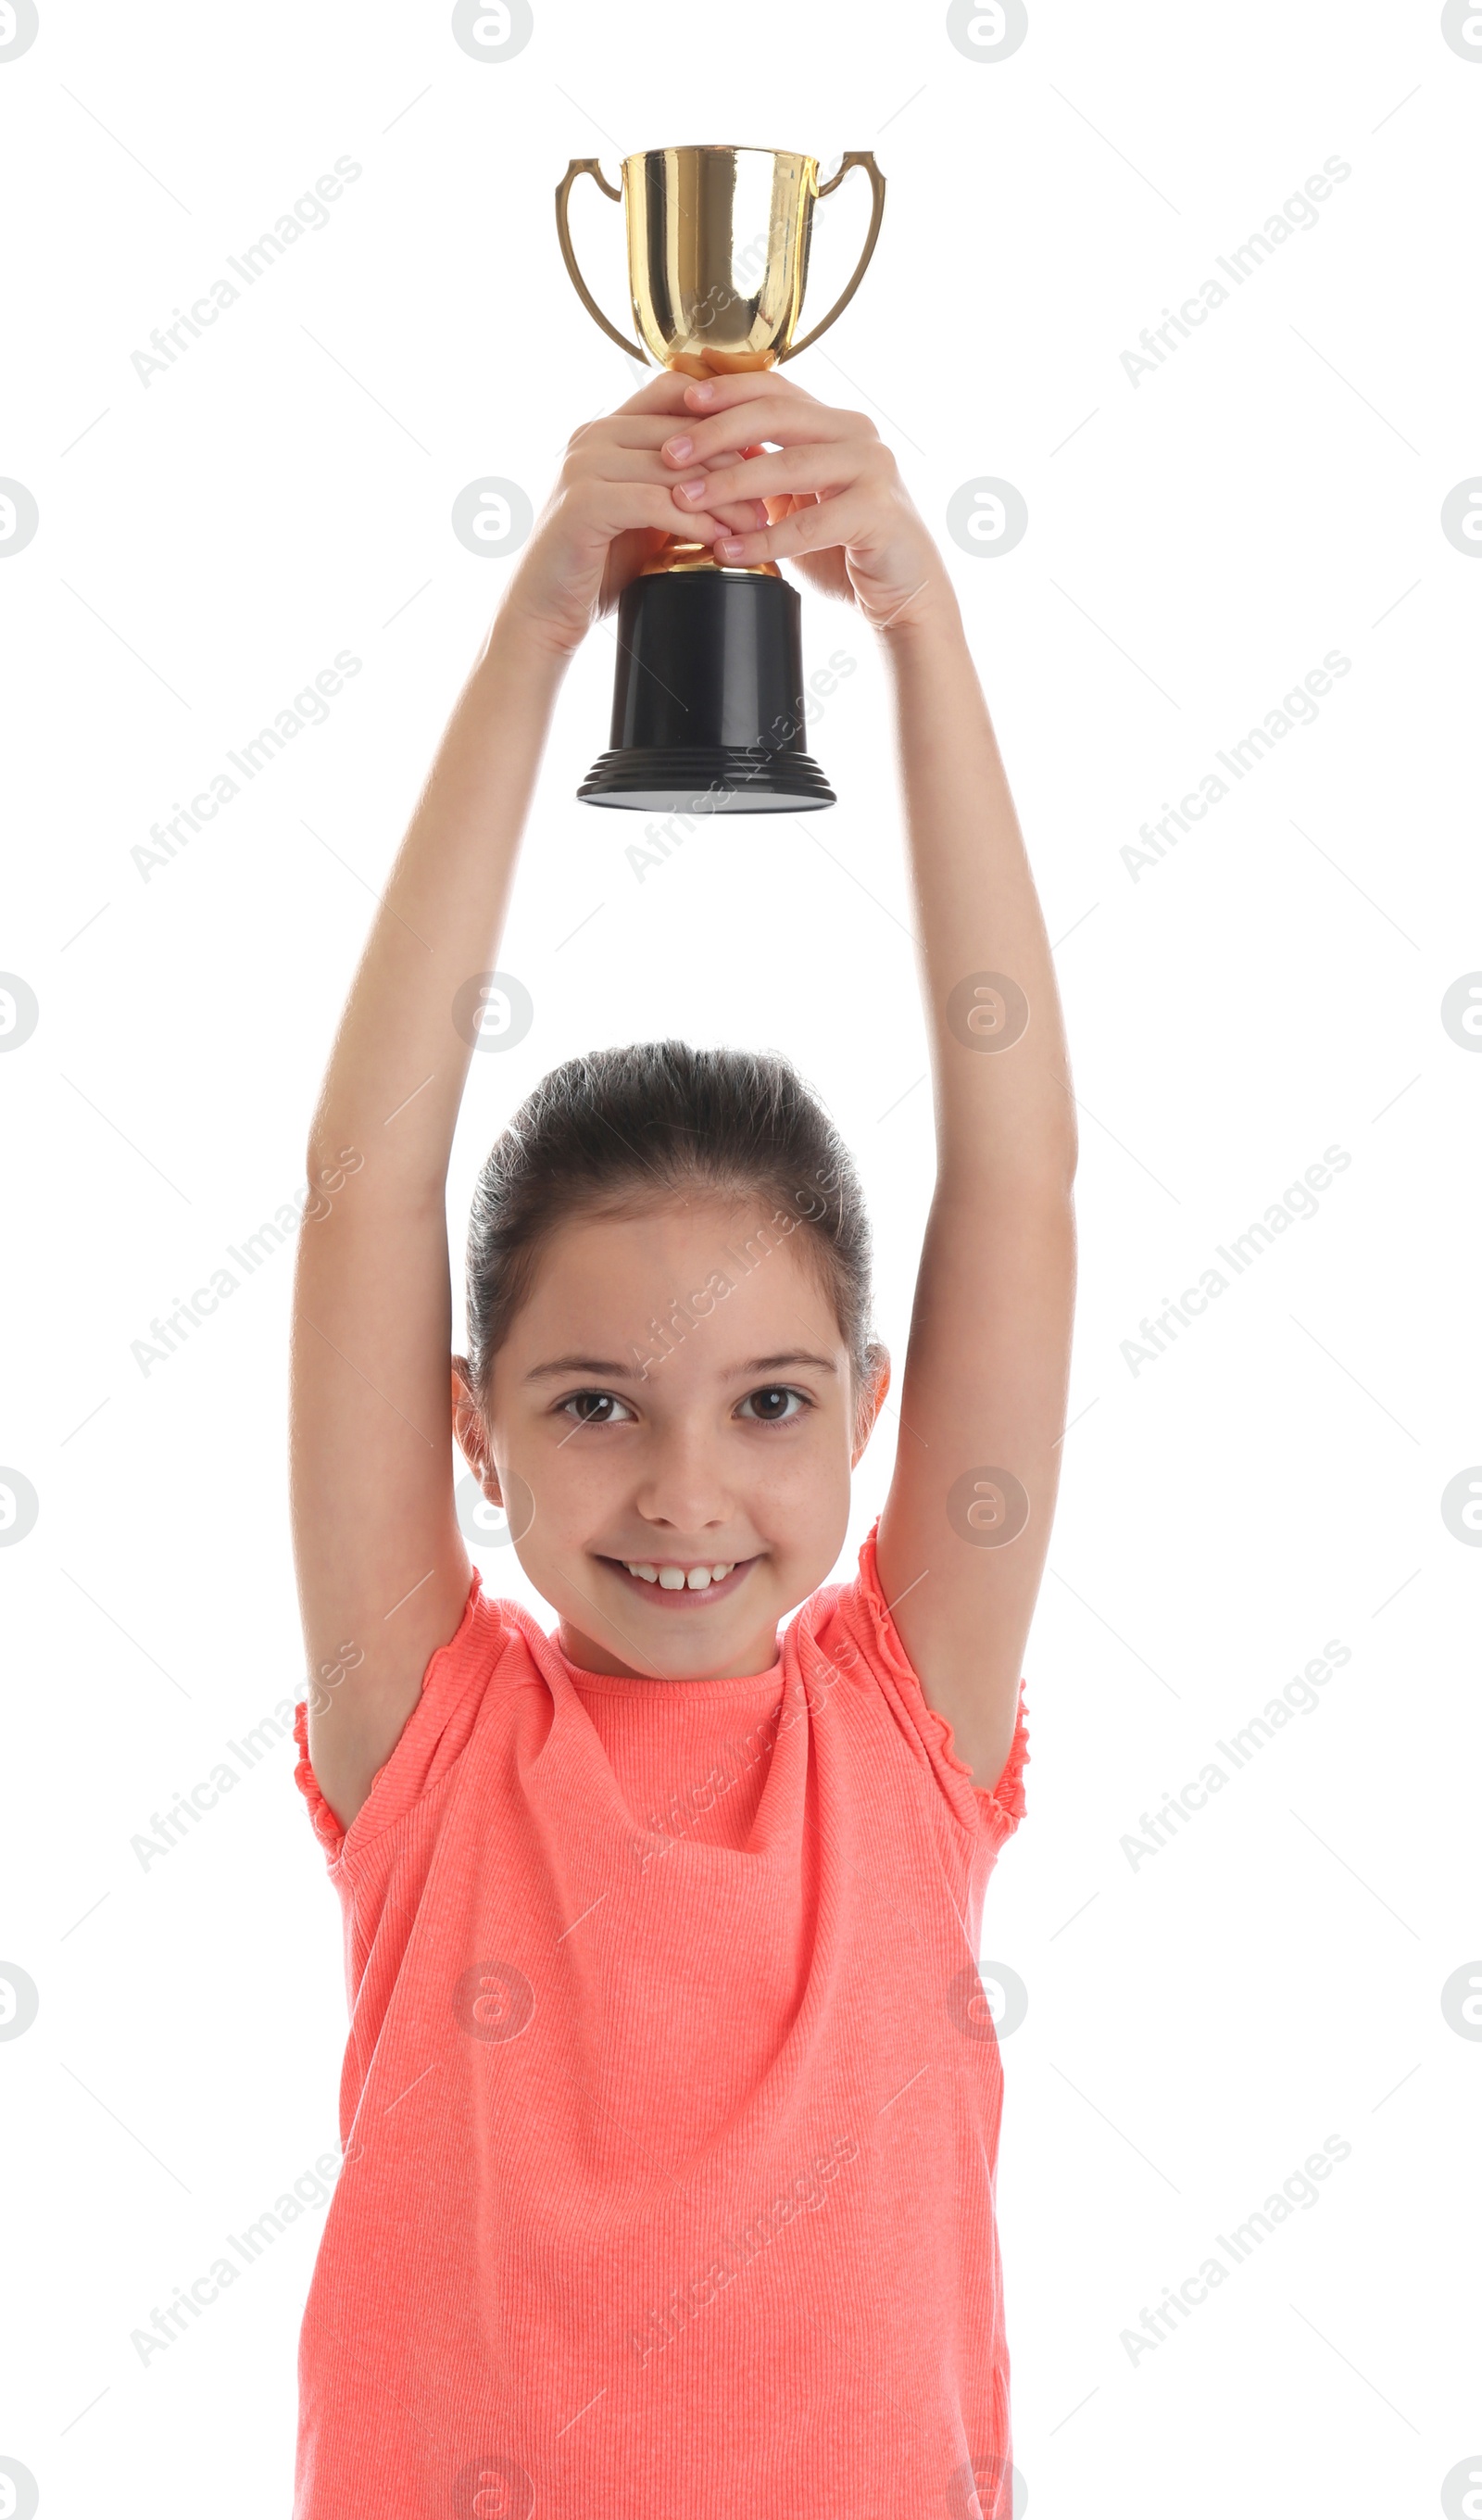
left=652, top=371, right=1077, bottom=1797
left=290, top=372, right=750, bottom=1831
left=873, top=603, right=1076, bottom=1796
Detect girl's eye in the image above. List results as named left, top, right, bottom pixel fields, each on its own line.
left=737, top=1384, right=810, bottom=1425
left=558, top=1386, right=810, bottom=1429
left=559, top=1390, right=635, bottom=1428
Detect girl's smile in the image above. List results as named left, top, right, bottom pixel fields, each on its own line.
left=595, top=1553, right=761, bottom=1607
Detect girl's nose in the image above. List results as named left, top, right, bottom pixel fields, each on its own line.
left=632, top=1440, right=732, bottom=1536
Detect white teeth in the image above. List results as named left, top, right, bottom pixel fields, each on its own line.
left=622, top=1560, right=736, bottom=1587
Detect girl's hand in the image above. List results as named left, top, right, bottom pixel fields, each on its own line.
left=502, top=370, right=774, bottom=659
left=657, top=370, right=954, bottom=636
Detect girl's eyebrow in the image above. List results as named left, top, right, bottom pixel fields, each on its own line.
left=737, top=1352, right=838, bottom=1375
left=523, top=1349, right=838, bottom=1382
left=523, top=1355, right=631, bottom=1381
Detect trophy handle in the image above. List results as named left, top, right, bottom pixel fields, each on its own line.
left=781, top=152, right=886, bottom=363
left=555, top=158, right=653, bottom=365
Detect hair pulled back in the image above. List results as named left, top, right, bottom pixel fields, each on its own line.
left=463, top=1040, right=885, bottom=1419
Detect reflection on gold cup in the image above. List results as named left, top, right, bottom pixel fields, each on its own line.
left=553, top=144, right=886, bottom=814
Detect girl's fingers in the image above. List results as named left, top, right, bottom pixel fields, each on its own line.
left=601, top=412, right=810, bottom=460
left=681, top=369, right=823, bottom=418
left=574, top=431, right=772, bottom=497
left=705, top=495, right=772, bottom=534
left=658, top=391, right=871, bottom=468
left=604, top=366, right=810, bottom=430
left=669, top=442, right=879, bottom=515
left=563, top=373, right=865, bottom=548
left=570, top=442, right=717, bottom=485
left=609, top=368, right=715, bottom=420
left=562, top=442, right=772, bottom=536
left=588, top=362, right=823, bottom=434
left=710, top=487, right=878, bottom=568
left=606, top=410, right=735, bottom=440
left=571, top=480, right=730, bottom=544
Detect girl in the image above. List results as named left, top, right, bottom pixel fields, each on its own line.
left=288, top=366, right=1076, bottom=2519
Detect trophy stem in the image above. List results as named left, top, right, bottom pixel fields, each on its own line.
left=638, top=537, right=782, bottom=579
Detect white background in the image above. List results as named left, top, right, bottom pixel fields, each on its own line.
left=2, top=1, right=1478, bottom=2513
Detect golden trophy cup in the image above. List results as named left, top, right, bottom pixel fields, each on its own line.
left=554, top=143, right=885, bottom=813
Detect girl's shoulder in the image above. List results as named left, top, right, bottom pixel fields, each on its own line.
left=793, top=1518, right=1030, bottom=1850
left=293, top=1570, right=542, bottom=1869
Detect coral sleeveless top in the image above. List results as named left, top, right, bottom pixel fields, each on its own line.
left=290, top=1516, right=1029, bottom=2518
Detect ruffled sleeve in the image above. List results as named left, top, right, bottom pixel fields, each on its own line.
left=831, top=1516, right=1031, bottom=1851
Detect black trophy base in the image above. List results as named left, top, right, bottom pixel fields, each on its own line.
left=577, top=564, right=836, bottom=815
left=578, top=744, right=835, bottom=814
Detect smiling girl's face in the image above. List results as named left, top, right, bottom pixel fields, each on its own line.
left=459, top=1198, right=888, bottom=1681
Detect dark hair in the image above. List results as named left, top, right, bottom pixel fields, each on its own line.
left=463, top=1040, right=885, bottom=1425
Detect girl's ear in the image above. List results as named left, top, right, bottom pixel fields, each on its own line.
left=451, top=1355, right=502, bottom=1501
left=851, top=1342, right=891, bottom=1465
